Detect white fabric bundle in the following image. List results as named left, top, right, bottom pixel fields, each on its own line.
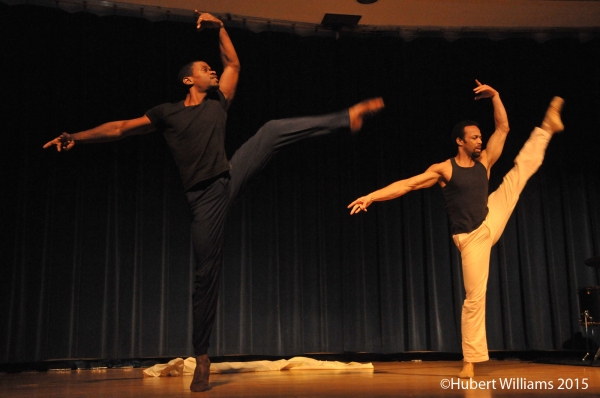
left=143, top=356, right=374, bottom=377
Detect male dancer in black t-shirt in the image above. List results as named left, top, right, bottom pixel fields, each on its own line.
left=44, top=12, right=384, bottom=392
left=348, top=81, right=564, bottom=379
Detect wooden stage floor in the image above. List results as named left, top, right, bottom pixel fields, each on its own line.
left=2, top=360, right=600, bottom=397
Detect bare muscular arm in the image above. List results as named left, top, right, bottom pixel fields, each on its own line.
left=42, top=116, right=155, bottom=152
left=348, top=161, right=449, bottom=215
left=474, top=80, right=510, bottom=169
left=196, top=12, right=240, bottom=105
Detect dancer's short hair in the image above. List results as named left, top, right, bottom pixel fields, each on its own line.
left=178, top=61, right=200, bottom=85
left=451, top=120, right=479, bottom=142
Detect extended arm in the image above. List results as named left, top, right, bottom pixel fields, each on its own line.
left=348, top=162, right=446, bottom=215
left=474, top=80, right=510, bottom=168
left=196, top=12, right=240, bottom=104
left=43, top=115, right=154, bottom=152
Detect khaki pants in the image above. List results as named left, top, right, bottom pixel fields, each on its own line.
left=452, top=127, right=552, bottom=362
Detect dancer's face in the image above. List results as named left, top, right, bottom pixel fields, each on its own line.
left=184, top=62, right=219, bottom=91
left=458, top=125, right=483, bottom=159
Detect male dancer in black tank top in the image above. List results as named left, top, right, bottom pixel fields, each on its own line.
left=44, top=12, right=384, bottom=392
left=349, top=80, right=564, bottom=378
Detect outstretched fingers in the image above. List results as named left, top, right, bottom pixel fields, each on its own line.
left=350, top=205, right=366, bottom=215
left=42, top=139, right=56, bottom=150
left=43, top=133, right=74, bottom=152
left=195, top=10, right=222, bottom=30
left=348, top=198, right=370, bottom=215
left=195, top=11, right=207, bottom=30
left=473, top=80, right=497, bottom=100
left=42, top=137, right=63, bottom=151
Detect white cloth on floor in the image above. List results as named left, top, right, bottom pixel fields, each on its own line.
left=143, top=356, right=374, bottom=377
left=143, top=357, right=185, bottom=377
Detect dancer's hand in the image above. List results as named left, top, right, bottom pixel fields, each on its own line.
left=348, top=195, right=373, bottom=215
left=43, top=132, right=75, bottom=152
left=195, top=11, right=224, bottom=31
left=473, top=79, right=498, bottom=100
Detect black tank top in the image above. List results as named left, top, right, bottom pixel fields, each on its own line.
left=442, top=158, right=489, bottom=235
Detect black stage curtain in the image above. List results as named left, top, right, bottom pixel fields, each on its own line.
left=1, top=4, right=599, bottom=362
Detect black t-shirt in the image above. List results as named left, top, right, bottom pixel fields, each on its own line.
left=442, top=158, right=489, bottom=235
left=146, top=90, right=230, bottom=191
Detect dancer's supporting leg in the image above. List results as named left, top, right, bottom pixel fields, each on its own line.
left=186, top=174, right=230, bottom=392
left=458, top=97, right=564, bottom=379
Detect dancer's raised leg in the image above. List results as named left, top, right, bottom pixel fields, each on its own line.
left=228, top=98, right=384, bottom=203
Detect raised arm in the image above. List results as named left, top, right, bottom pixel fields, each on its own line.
left=43, top=115, right=154, bottom=152
left=348, top=162, right=447, bottom=215
left=196, top=12, right=240, bottom=104
left=474, top=80, right=510, bottom=169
